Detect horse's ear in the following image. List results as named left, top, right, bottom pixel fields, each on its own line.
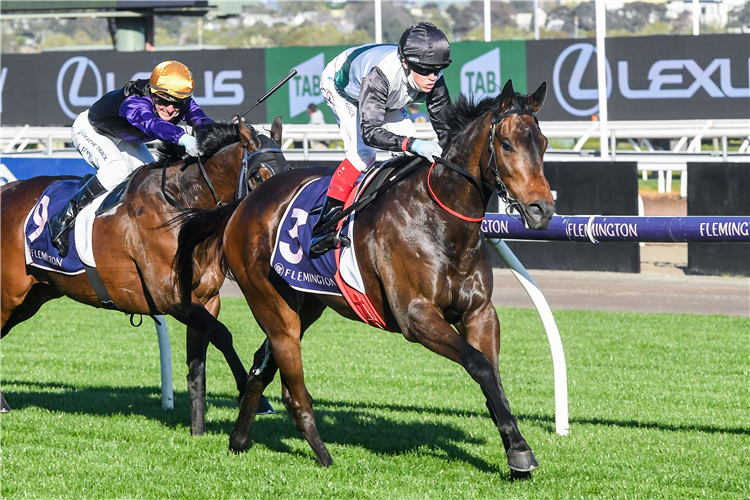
left=271, top=115, right=283, bottom=145
left=529, top=82, right=546, bottom=113
left=499, top=79, right=514, bottom=110
left=238, top=117, right=261, bottom=151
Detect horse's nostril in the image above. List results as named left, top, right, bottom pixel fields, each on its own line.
left=526, top=203, right=543, bottom=220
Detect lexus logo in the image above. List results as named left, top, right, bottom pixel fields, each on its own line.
left=552, top=42, right=749, bottom=118
left=56, top=56, right=246, bottom=120
left=552, top=43, right=612, bottom=117
left=57, top=56, right=105, bottom=120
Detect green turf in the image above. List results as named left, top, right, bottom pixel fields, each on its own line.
left=2, top=298, right=748, bottom=499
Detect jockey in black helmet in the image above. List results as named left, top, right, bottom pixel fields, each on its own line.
left=311, top=22, right=453, bottom=255
left=48, top=60, right=213, bottom=257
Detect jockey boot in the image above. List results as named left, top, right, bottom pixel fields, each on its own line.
left=309, top=196, right=347, bottom=255
left=48, top=175, right=107, bottom=258
left=309, top=159, right=360, bottom=255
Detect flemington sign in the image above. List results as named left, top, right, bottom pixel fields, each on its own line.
left=482, top=214, right=750, bottom=243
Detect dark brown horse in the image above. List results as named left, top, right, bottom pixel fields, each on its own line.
left=175, top=80, right=554, bottom=473
left=0, top=117, right=288, bottom=434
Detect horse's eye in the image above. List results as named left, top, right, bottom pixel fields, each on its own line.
left=252, top=173, right=263, bottom=182
left=501, top=142, right=513, bottom=152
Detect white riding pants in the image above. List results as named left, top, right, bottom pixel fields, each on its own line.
left=71, top=110, right=154, bottom=191
left=320, top=73, right=416, bottom=173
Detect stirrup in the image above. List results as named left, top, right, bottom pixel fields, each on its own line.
left=310, top=228, right=350, bottom=255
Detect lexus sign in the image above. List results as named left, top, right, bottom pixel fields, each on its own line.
left=527, top=33, right=750, bottom=120
left=1, top=49, right=267, bottom=126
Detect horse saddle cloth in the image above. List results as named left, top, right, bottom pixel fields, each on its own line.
left=270, top=176, right=345, bottom=295
left=25, top=178, right=92, bottom=275
left=269, top=161, right=409, bottom=329
left=24, top=171, right=137, bottom=275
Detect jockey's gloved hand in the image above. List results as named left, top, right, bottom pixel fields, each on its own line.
left=411, top=139, right=442, bottom=163
left=178, top=134, right=200, bottom=157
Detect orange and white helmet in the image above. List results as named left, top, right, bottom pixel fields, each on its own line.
left=149, top=61, right=194, bottom=100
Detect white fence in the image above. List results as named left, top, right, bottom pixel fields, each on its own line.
left=3, top=119, right=749, bottom=196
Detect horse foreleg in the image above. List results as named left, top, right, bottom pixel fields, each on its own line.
left=184, top=295, right=225, bottom=435
left=463, top=303, right=538, bottom=473
left=406, top=300, right=537, bottom=473
left=186, top=323, right=211, bottom=435
left=173, top=301, right=248, bottom=397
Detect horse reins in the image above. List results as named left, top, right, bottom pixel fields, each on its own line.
left=427, top=108, right=538, bottom=227
left=161, top=125, right=269, bottom=212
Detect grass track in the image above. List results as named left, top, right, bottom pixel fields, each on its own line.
left=1, top=298, right=748, bottom=499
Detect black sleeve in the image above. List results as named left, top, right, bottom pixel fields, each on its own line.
left=359, top=67, right=409, bottom=152
left=425, top=76, right=452, bottom=143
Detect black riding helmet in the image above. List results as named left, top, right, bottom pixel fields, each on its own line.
left=398, top=22, right=452, bottom=74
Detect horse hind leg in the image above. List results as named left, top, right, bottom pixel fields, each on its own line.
left=229, top=338, right=279, bottom=452
left=230, top=305, right=331, bottom=466
left=2, top=283, right=62, bottom=338
left=1, top=283, right=62, bottom=413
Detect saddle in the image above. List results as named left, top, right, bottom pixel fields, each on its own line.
left=317, top=155, right=427, bottom=237
left=95, top=165, right=146, bottom=217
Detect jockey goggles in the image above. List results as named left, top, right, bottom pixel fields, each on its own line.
left=408, top=63, right=443, bottom=77
left=152, top=92, right=187, bottom=109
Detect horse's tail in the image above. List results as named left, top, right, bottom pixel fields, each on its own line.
left=174, top=199, right=242, bottom=308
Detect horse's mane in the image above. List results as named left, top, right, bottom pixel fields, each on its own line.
left=441, top=91, right=530, bottom=150
left=155, top=121, right=243, bottom=163
left=196, top=121, right=243, bottom=157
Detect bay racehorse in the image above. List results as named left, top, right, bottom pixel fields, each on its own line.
left=0, top=117, right=289, bottom=434
left=175, top=80, right=554, bottom=473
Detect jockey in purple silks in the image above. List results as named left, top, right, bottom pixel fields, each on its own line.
left=48, top=60, right=214, bottom=258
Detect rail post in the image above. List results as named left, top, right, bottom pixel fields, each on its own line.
left=153, top=315, right=173, bottom=410
left=487, top=238, right=570, bottom=436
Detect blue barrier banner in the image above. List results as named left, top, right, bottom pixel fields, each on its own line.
left=1, top=158, right=94, bottom=183
left=483, top=214, right=750, bottom=243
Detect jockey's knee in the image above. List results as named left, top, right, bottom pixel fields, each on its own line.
left=96, top=161, right=134, bottom=191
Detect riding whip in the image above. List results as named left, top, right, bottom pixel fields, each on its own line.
left=236, top=69, right=298, bottom=120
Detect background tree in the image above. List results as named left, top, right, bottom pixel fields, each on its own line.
left=348, top=2, right=416, bottom=43
left=727, top=1, right=750, bottom=29
left=453, top=1, right=516, bottom=39
left=606, top=1, right=668, bottom=33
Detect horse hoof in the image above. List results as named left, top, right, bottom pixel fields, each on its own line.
left=315, top=452, right=333, bottom=467
left=506, top=449, right=539, bottom=472
left=229, top=434, right=251, bottom=454
left=510, top=469, right=532, bottom=481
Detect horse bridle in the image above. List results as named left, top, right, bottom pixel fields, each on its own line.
left=236, top=143, right=290, bottom=200
left=485, top=108, right=540, bottom=227
left=161, top=126, right=289, bottom=212
left=430, top=107, right=539, bottom=227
